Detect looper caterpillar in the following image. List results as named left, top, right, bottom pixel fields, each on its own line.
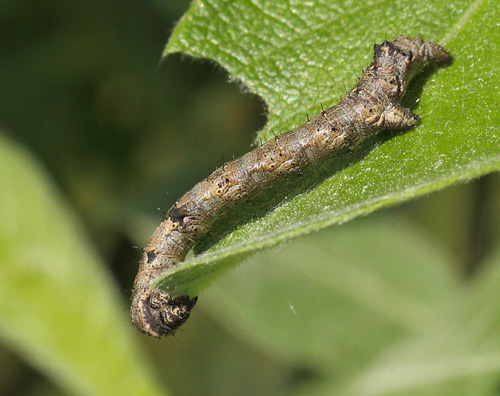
left=131, top=36, right=451, bottom=337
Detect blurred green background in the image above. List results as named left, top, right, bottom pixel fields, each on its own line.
left=1, top=0, right=500, bottom=395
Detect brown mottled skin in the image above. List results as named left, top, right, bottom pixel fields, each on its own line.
left=131, top=37, right=451, bottom=337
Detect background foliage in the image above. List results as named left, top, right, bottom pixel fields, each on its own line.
left=0, top=0, right=500, bottom=395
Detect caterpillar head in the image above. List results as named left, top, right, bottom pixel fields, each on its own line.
left=131, top=289, right=198, bottom=337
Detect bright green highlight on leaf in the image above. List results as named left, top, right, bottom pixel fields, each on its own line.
left=0, top=133, right=165, bottom=396
left=157, top=0, right=499, bottom=296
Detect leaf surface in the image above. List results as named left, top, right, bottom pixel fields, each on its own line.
left=0, top=133, right=165, bottom=396
left=157, top=0, right=499, bottom=296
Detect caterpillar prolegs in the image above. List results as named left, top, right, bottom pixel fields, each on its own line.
left=131, top=36, right=451, bottom=337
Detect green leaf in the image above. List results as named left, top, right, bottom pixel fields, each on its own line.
left=0, top=133, right=165, bottom=396
left=201, top=218, right=500, bottom=396
left=320, top=245, right=500, bottom=396
left=156, top=0, right=500, bottom=296
left=203, top=215, right=459, bottom=377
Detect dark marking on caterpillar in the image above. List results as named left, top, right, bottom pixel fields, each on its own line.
left=131, top=36, right=451, bottom=338
left=146, top=251, right=157, bottom=263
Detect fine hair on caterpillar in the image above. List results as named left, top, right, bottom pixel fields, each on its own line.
left=131, top=36, right=452, bottom=338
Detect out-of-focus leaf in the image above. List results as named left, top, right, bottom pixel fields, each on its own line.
left=0, top=133, right=165, bottom=396
left=203, top=215, right=458, bottom=379
left=325, top=246, right=500, bottom=396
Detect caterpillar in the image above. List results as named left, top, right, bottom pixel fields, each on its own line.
left=131, top=36, right=451, bottom=337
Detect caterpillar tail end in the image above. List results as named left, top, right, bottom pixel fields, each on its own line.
left=422, top=40, right=452, bottom=66
left=131, top=289, right=198, bottom=338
